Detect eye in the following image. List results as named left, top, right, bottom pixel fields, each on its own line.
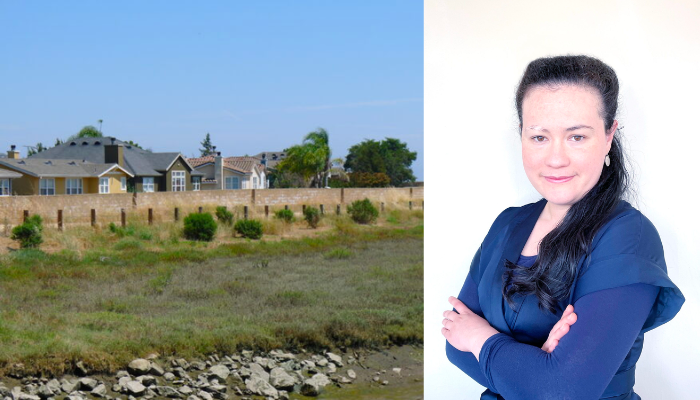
left=570, top=135, right=585, bottom=142
left=531, top=136, right=546, bottom=143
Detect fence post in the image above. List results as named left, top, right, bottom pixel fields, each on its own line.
left=91, top=209, right=96, bottom=227
left=381, top=202, right=385, bottom=213
left=409, top=201, right=413, bottom=210
left=320, top=204, right=324, bottom=215
left=336, top=204, right=341, bottom=215
left=174, top=207, right=179, bottom=221
left=57, top=210, right=63, bottom=231
left=284, top=205, right=289, bottom=211
left=148, top=208, right=153, bottom=225
left=302, top=205, right=306, bottom=213
left=198, top=206, right=203, bottom=214
left=23, top=210, right=28, bottom=222
left=422, top=200, right=424, bottom=210
left=121, top=209, right=126, bottom=227
left=265, top=205, right=269, bottom=218
left=244, top=206, right=248, bottom=220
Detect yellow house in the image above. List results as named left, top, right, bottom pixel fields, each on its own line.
left=0, top=155, right=133, bottom=196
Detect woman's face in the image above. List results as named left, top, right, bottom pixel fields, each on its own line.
left=521, top=84, right=616, bottom=208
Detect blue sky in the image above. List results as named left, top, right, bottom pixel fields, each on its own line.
left=0, top=1, right=423, bottom=180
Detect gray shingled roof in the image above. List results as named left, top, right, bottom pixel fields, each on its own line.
left=27, top=137, right=190, bottom=177
left=0, top=168, right=23, bottom=179
left=0, top=158, right=129, bottom=178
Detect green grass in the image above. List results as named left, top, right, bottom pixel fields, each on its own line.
left=0, top=216, right=423, bottom=376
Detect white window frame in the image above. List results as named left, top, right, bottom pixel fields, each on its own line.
left=0, top=179, right=10, bottom=196
left=40, top=178, right=55, bottom=196
left=121, top=177, right=127, bottom=191
left=99, top=177, right=109, bottom=194
left=253, top=177, right=258, bottom=189
left=192, top=176, right=201, bottom=191
left=65, top=178, right=83, bottom=195
left=225, top=176, right=239, bottom=190
left=143, top=177, right=154, bottom=192
left=172, top=171, right=185, bottom=192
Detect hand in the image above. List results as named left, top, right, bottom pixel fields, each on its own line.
left=541, top=304, right=577, bottom=353
left=442, top=296, right=498, bottom=360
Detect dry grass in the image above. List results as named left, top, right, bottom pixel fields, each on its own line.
left=0, top=212, right=423, bottom=376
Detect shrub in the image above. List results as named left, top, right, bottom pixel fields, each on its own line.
left=108, top=222, right=135, bottom=238
left=183, top=213, right=218, bottom=241
left=234, top=219, right=263, bottom=240
left=348, top=172, right=390, bottom=188
left=303, top=206, right=321, bottom=229
left=215, top=206, right=234, bottom=225
left=274, top=209, right=295, bottom=223
left=11, top=214, right=44, bottom=248
left=347, top=198, right=378, bottom=224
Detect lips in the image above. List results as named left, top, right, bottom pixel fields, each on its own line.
left=544, top=176, right=574, bottom=183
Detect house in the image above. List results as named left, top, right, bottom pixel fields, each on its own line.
left=253, top=151, right=287, bottom=169
left=27, top=137, right=204, bottom=192
left=0, top=146, right=133, bottom=196
left=187, top=154, right=267, bottom=190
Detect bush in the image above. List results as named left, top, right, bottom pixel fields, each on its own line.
left=347, top=198, right=378, bottom=224
left=274, top=209, right=295, bottom=223
left=11, top=214, right=44, bottom=248
left=183, top=213, right=218, bottom=241
left=234, top=219, right=263, bottom=240
left=108, top=222, right=135, bottom=238
left=303, top=206, right=321, bottom=229
left=215, top=206, right=234, bottom=225
left=348, top=172, right=391, bottom=188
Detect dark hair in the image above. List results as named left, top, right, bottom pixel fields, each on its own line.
left=503, top=55, right=630, bottom=314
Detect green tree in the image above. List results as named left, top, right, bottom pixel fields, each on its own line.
left=344, top=138, right=416, bottom=187
left=26, top=142, right=46, bottom=156
left=55, top=138, right=63, bottom=146
left=124, top=140, right=144, bottom=150
left=200, top=133, right=215, bottom=156
left=276, top=128, right=331, bottom=188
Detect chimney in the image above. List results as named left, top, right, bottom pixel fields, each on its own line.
left=104, top=139, right=124, bottom=167
left=7, top=144, right=20, bottom=159
left=214, top=154, right=223, bottom=190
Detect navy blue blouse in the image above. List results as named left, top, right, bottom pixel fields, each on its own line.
left=446, top=199, right=684, bottom=400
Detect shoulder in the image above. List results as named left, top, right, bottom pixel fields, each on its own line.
left=589, top=201, right=664, bottom=265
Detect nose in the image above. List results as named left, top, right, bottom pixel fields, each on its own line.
left=544, top=139, right=570, bottom=169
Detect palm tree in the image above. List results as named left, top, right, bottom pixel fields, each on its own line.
left=277, top=128, right=332, bottom=188
left=302, top=128, right=331, bottom=188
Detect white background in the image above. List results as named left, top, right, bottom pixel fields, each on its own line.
left=425, top=1, right=700, bottom=399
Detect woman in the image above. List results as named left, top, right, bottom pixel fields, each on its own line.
left=441, top=55, right=684, bottom=400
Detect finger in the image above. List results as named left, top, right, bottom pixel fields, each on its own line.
left=442, top=318, right=451, bottom=327
left=448, top=296, right=471, bottom=315
left=441, top=327, right=450, bottom=339
left=547, top=339, right=559, bottom=353
left=562, top=304, right=574, bottom=318
left=567, top=312, right=578, bottom=325
left=443, top=310, right=458, bottom=320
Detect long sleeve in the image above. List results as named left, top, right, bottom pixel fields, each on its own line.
left=479, top=283, right=659, bottom=400
left=445, top=272, right=498, bottom=393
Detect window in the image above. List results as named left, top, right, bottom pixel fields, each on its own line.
left=121, top=177, right=127, bottom=191
left=65, top=178, right=83, bottom=195
left=172, top=171, right=185, bottom=192
left=143, top=177, right=154, bottom=192
left=192, top=176, right=201, bottom=191
left=225, top=176, right=239, bottom=190
left=99, top=177, right=109, bottom=194
left=253, top=177, right=258, bottom=189
left=40, top=178, right=55, bottom=196
left=0, top=179, right=10, bottom=196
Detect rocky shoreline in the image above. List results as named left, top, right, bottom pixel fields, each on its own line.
left=0, top=346, right=423, bottom=400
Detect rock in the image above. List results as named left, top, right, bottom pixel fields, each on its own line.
left=163, top=373, right=176, bottom=382
left=78, top=378, right=98, bottom=391
left=237, top=367, right=251, bottom=379
left=155, top=386, right=182, bottom=398
left=92, top=384, right=107, bottom=397
left=112, top=384, right=122, bottom=393
left=125, top=381, right=146, bottom=396
left=74, top=361, right=89, bottom=377
left=244, top=377, right=277, bottom=399
left=128, top=359, right=151, bottom=376
left=18, top=394, right=40, bottom=400
left=248, top=364, right=269, bottom=382
left=269, top=368, right=295, bottom=390
left=146, top=353, right=159, bottom=360
left=241, top=350, right=254, bottom=360
left=178, top=386, right=193, bottom=395
left=36, top=385, right=53, bottom=399
left=0, top=386, right=9, bottom=397
left=326, top=363, right=336, bottom=374
left=269, top=351, right=295, bottom=361
left=208, top=366, right=229, bottom=381
left=116, top=371, right=130, bottom=379
left=61, top=380, right=79, bottom=394
left=173, top=359, right=189, bottom=370
left=347, top=370, right=357, bottom=380
left=372, top=376, right=380, bottom=382
left=392, top=367, right=402, bottom=375
left=190, top=362, right=207, bottom=371
left=149, top=363, right=165, bottom=377
left=300, top=374, right=331, bottom=397
left=315, top=358, right=328, bottom=367
left=326, top=353, right=343, bottom=367
left=118, top=377, right=132, bottom=387
left=382, top=380, right=389, bottom=385
left=278, top=390, right=289, bottom=400
left=46, top=380, right=60, bottom=395
left=136, top=376, right=157, bottom=386
left=196, top=391, right=213, bottom=400
left=202, top=385, right=227, bottom=399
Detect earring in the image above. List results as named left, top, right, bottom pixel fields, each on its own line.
left=605, top=154, right=610, bottom=167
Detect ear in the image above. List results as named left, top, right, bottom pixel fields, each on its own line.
left=606, top=120, right=618, bottom=151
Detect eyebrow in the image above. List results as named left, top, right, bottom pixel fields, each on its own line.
left=527, top=125, right=594, bottom=132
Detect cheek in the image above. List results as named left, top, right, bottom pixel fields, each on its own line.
left=521, top=148, right=541, bottom=175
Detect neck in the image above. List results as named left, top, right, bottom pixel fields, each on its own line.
left=542, top=201, right=570, bottom=224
